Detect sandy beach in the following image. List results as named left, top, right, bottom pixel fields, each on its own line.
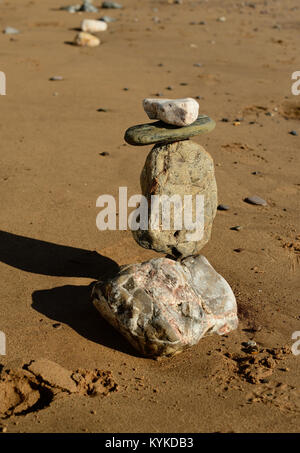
left=0, top=0, right=299, bottom=433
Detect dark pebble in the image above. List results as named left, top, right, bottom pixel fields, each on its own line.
left=289, top=130, right=298, bottom=136
left=97, top=108, right=108, bottom=112
left=230, top=225, right=242, bottom=231
left=251, top=171, right=261, bottom=175
left=217, top=204, right=230, bottom=211
left=52, top=323, right=62, bottom=329
left=99, top=152, right=110, bottom=156
left=221, top=118, right=229, bottom=122
left=234, top=248, right=244, bottom=253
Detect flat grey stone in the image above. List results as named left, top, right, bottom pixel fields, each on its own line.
left=124, top=115, right=215, bottom=146
left=91, top=256, right=238, bottom=357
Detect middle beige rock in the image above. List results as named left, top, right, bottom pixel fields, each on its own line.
left=132, top=140, right=218, bottom=258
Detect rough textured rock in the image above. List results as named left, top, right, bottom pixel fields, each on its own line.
left=91, top=256, right=238, bottom=357
left=143, top=98, right=199, bottom=127
left=124, top=115, right=215, bottom=146
left=74, top=32, right=100, bottom=47
left=81, top=19, right=107, bottom=32
left=132, top=140, right=217, bottom=258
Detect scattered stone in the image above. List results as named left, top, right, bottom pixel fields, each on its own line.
left=221, top=118, right=229, bottom=122
left=102, top=1, right=122, bottom=8
left=99, top=151, right=109, bottom=156
left=124, top=114, right=215, bottom=146
left=61, top=5, right=79, bottom=13
left=49, top=76, right=63, bottom=81
left=74, top=32, right=100, bottom=47
left=193, top=63, right=203, bottom=67
left=92, top=255, right=238, bottom=357
left=3, top=27, right=20, bottom=34
left=132, top=140, right=217, bottom=258
left=230, top=225, right=242, bottom=231
left=251, top=171, right=261, bottom=175
left=289, top=130, right=298, bottom=136
left=81, top=0, right=98, bottom=12
left=234, top=248, right=244, bottom=253
left=97, top=108, right=108, bottom=112
left=244, top=195, right=267, bottom=206
left=99, top=15, right=116, bottom=22
left=52, top=323, right=62, bottom=329
left=217, top=16, right=226, bottom=22
left=217, top=204, right=229, bottom=211
left=61, top=1, right=99, bottom=13
left=143, top=98, right=199, bottom=127
left=81, top=19, right=108, bottom=32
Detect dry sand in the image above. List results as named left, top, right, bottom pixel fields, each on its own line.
left=0, top=0, right=299, bottom=433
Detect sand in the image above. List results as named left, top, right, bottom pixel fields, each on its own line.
left=0, top=0, right=299, bottom=433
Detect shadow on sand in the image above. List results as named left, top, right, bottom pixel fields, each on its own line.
left=0, top=230, right=138, bottom=356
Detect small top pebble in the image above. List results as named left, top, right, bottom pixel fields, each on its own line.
left=143, top=97, right=199, bottom=127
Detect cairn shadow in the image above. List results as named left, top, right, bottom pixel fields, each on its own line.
left=0, top=230, right=119, bottom=279
left=32, top=283, right=139, bottom=356
left=0, top=230, right=138, bottom=356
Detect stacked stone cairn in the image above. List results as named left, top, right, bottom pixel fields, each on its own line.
left=92, top=98, right=238, bottom=358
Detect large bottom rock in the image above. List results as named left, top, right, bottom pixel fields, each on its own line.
left=91, top=256, right=238, bottom=357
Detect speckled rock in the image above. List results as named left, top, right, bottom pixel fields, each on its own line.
left=143, top=98, right=199, bottom=127
left=91, top=256, right=238, bottom=357
left=124, top=115, right=215, bottom=146
left=132, top=140, right=217, bottom=258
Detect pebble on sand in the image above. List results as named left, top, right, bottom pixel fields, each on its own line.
left=289, top=130, right=298, bottom=136
left=49, top=76, right=64, bottom=81
left=217, top=204, right=230, bottom=211
left=62, top=1, right=99, bottom=13
left=3, top=27, right=20, bottom=34
left=102, top=1, right=123, bottom=9
left=74, top=32, right=100, bottom=47
left=99, top=15, right=116, bottom=22
left=81, top=19, right=108, bottom=32
left=143, top=97, right=199, bottom=127
left=244, top=195, right=267, bottom=206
